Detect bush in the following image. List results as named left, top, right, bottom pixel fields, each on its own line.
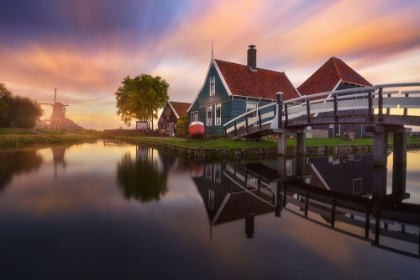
left=176, top=116, right=188, bottom=137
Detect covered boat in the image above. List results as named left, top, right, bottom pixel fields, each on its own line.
left=188, top=121, right=205, bottom=139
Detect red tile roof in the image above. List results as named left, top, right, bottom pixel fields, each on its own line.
left=214, top=59, right=300, bottom=100
left=297, top=57, right=372, bottom=96
left=169, top=101, right=190, bottom=118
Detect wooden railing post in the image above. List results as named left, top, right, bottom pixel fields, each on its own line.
left=245, top=115, right=249, bottom=134
left=378, top=87, right=383, bottom=121
left=234, top=120, right=237, bottom=136
left=258, top=110, right=262, bottom=129
left=276, top=92, right=283, bottom=129
left=333, top=94, right=338, bottom=122
left=284, top=103, right=288, bottom=126
left=368, top=91, right=373, bottom=121
left=306, top=97, right=311, bottom=123
left=404, top=92, right=409, bottom=116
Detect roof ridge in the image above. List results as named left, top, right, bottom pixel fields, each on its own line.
left=214, top=58, right=285, bottom=74
left=331, top=57, right=345, bottom=81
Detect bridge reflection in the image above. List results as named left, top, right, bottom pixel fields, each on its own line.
left=191, top=154, right=420, bottom=258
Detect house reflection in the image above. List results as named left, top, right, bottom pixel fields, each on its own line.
left=191, top=153, right=420, bottom=257
left=190, top=162, right=276, bottom=240
left=0, top=149, right=43, bottom=192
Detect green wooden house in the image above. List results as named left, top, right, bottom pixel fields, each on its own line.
left=187, top=45, right=301, bottom=135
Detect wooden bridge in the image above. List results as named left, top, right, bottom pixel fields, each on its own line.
left=223, top=82, right=420, bottom=166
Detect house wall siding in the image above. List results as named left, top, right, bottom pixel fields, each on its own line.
left=188, top=62, right=230, bottom=129
left=187, top=61, right=276, bottom=135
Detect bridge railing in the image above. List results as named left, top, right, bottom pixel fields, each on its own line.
left=270, top=82, right=420, bottom=130
left=223, top=83, right=420, bottom=138
left=223, top=102, right=277, bottom=137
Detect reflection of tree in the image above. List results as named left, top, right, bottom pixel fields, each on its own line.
left=0, top=150, right=43, bottom=192
left=116, top=152, right=168, bottom=203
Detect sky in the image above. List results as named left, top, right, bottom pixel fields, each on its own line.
left=1, top=0, right=420, bottom=130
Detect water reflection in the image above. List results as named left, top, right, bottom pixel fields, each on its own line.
left=51, top=146, right=68, bottom=180
left=116, top=148, right=169, bottom=203
left=191, top=154, right=420, bottom=258
left=0, top=149, right=43, bottom=191
left=191, top=163, right=275, bottom=239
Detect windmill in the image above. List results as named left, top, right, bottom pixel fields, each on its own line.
left=39, top=88, right=69, bottom=126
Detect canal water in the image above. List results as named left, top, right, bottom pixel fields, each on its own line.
left=0, top=141, right=419, bottom=279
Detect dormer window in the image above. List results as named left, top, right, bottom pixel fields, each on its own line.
left=210, top=76, right=215, bottom=96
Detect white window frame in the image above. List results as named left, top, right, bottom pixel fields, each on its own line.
left=165, top=106, right=171, bottom=116
left=246, top=101, right=258, bottom=116
left=215, top=103, right=221, bottom=126
left=208, top=189, right=214, bottom=209
left=246, top=101, right=258, bottom=125
left=191, top=111, right=198, bottom=122
left=210, top=76, right=215, bottom=96
left=206, top=105, right=212, bottom=126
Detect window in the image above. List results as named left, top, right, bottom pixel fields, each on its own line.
left=208, top=190, right=214, bottom=209
left=206, top=105, right=212, bottom=126
left=210, top=76, right=215, bottom=96
left=215, top=103, right=221, bottom=125
left=246, top=101, right=258, bottom=125
left=191, top=111, right=198, bottom=122
left=206, top=165, right=213, bottom=180
left=165, top=106, right=171, bottom=116
left=214, top=164, right=221, bottom=183
left=246, top=102, right=258, bottom=117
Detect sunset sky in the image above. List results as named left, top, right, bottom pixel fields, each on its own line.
left=1, top=0, right=420, bottom=130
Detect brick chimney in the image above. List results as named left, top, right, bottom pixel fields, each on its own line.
left=247, top=45, right=257, bottom=70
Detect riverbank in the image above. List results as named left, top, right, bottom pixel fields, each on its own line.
left=2, top=129, right=420, bottom=161
left=0, top=128, right=101, bottom=148
left=117, top=135, right=420, bottom=162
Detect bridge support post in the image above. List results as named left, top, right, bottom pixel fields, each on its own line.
left=392, top=130, right=407, bottom=198
left=393, top=129, right=407, bottom=166
left=372, top=166, right=387, bottom=201
left=366, top=125, right=388, bottom=167
left=276, top=130, right=288, bottom=155
left=296, top=129, right=306, bottom=155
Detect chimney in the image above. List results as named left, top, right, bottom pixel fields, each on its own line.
left=247, top=45, right=257, bottom=70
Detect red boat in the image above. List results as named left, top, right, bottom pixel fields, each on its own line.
left=188, top=121, right=205, bottom=139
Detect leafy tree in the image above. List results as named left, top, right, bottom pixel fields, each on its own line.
left=0, top=83, right=43, bottom=128
left=114, top=74, right=169, bottom=130
left=176, top=116, right=188, bottom=137
left=0, top=83, right=12, bottom=119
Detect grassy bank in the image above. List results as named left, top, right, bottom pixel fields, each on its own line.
left=0, top=128, right=102, bottom=148
left=117, top=134, right=420, bottom=149
left=2, top=128, right=420, bottom=150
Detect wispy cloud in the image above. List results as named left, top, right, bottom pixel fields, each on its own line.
left=0, top=0, right=419, bottom=129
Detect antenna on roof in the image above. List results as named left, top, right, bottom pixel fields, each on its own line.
left=211, top=41, right=214, bottom=59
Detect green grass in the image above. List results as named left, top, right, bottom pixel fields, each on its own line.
left=1, top=127, right=419, bottom=149
left=0, top=128, right=37, bottom=135
left=119, top=134, right=420, bottom=149
left=0, top=128, right=102, bottom=148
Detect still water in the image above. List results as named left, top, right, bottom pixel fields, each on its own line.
left=0, top=141, right=419, bottom=279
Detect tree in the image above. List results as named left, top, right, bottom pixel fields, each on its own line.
left=0, top=83, right=12, bottom=119
left=0, top=83, right=43, bottom=128
left=114, top=74, right=169, bottom=130
left=116, top=151, right=168, bottom=203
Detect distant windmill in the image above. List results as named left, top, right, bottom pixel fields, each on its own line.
left=39, top=88, right=69, bottom=124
